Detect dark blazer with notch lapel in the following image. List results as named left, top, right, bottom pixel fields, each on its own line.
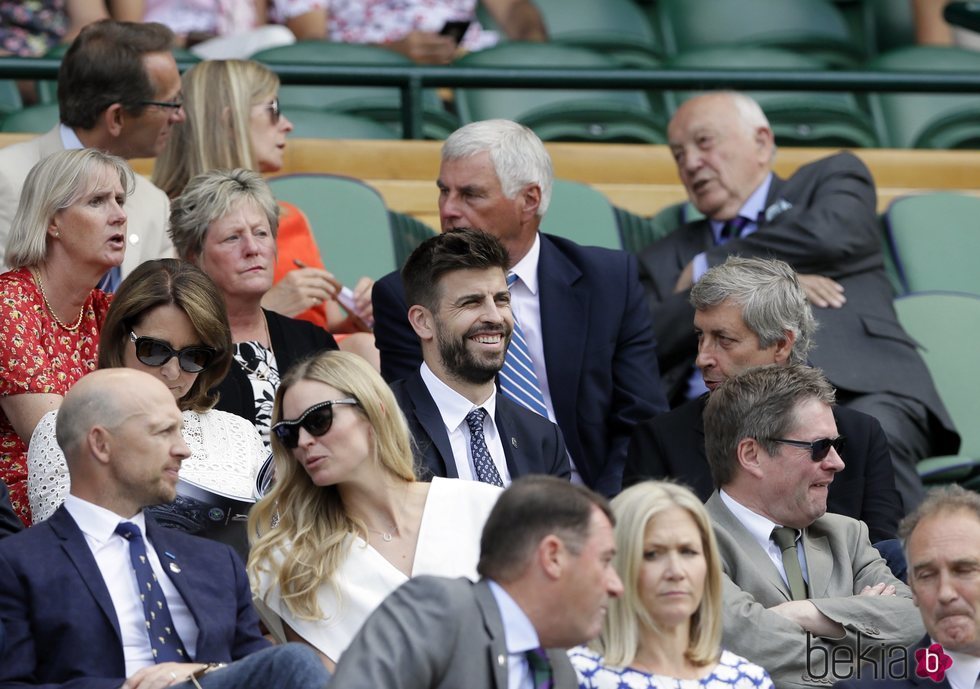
left=0, top=480, right=21, bottom=539
left=331, top=576, right=577, bottom=689
left=636, top=151, right=958, bottom=460
left=833, top=636, right=954, bottom=689
left=373, top=233, right=668, bottom=497
left=0, top=505, right=269, bottom=689
left=624, top=395, right=903, bottom=543
left=706, top=492, right=923, bottom=689
left=391, top=370, right=571, bottom=482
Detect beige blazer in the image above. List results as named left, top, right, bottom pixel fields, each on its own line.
left=706, top=492, right=924, bottom=689
left=0, top=126, right=173, bottom=274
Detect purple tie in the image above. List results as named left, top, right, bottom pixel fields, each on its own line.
left=719, top=215, right=751, bottom=242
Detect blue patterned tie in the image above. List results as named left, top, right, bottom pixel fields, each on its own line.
left=465, top=408, right=504, bottom=486
left=719, top=216, right=751, bottom=243
left=115, top=522, right=187, bottom=663
left=525, top=647, right=553, bottom=689
left=499, top=274, right=549, bottom=418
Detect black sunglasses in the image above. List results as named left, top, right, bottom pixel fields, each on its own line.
left=266, top=97, right=281, bottom=125
left=272, top=398, right=359, bottom=449
left=770, top=436, right=846, bottom=462
left=129, top=332, right=217, bottom=373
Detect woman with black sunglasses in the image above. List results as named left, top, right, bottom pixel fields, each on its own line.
left=27, top=259, right=268, bottom=554
left=153, top=59, right=377, bottom=367
left=247, top=350, right=502, bottom=671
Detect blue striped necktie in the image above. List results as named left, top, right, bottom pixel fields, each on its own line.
left=499, top=273, right=549, bottom=418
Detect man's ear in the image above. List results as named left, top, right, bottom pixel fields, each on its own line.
left=536, top=534, right=565, bottom=581
left=103, top=103, right=125, bottom=138
left=754, top=126, right=775, bottom=161
left=773, top=330, right=796, bottom=365
left=737, top=437, right=766, bottom=479
left=408, top=304, right=434, bottom=341
left=88, top=426, right=113, bottom=466
left=519, top=183, right=542, bottom=222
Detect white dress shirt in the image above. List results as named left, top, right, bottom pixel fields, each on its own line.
left=720, top=489, right=810, bottom=586
left=63, top=495, right=199, bottom=676
left=488, top=579, right=541, bottom=689
left=944, top=648, right=980, bottom=689
left=420, top=363, right=511, bottom=484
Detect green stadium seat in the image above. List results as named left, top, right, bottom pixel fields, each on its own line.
left=540, top=179, right=622, bottom=250
left=0, top=80, right=23, bottom=118
left=619, top=201, right=705, bottom=255
left=389, top=210, right=438, bottom=267
left=532, top=0, right=664, bottom=68
left=657, top=0, right=865, bottom=67
left=267, top=174, right=397, bottom=285
left=894, top=292, right=980, bottom=484
left=885, top=193, right=980, bottom=295
left=0, top=103, right=59, bottom=133
left=454, top=43, right=666, bottom=144
left=251, top=42, right=459, bottom=140
left=286, top=107, right=399, bottom=139
left=867, top=46, right=980, bottom=149
left=663, top=48, right=880, bottom=148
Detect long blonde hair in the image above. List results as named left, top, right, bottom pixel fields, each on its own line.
left=153, top=59, right=279, bottom=198
left=593, top=481, right=723, bottom=668
left=246, top=350, right=417, bottom=620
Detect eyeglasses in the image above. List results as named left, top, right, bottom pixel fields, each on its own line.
left=265, top=97, right=281, bottom=125
left=129, top=332, right=217, bottom=373
left=769, top=436, right=846, bottom=462
left=139, top=96, right=184, bottom=111
left=272, top=398, right=359, bottom=449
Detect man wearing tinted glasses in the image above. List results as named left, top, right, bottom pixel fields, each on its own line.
left=624, top=256, right=903, bottom=546
left=0, top=20, right=182, bottom=287
left=701, top=364, right=922, bottom=689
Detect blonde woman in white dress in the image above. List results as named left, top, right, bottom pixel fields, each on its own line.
left=248, top=350, right=501, bottom=671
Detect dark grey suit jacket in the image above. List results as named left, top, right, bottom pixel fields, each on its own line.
left=331, top=576, right=577, bottom=689
left=706, top=492, right=923, bottom=689
left=391, top=370, right=571, bottom=482
left=637, top=152, right=958, bottom=459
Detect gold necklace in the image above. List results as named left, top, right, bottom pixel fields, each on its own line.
left=31, top=267, right=84, bottom=331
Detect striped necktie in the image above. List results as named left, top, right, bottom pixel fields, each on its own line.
left=525, top=647, right=553, bottom=689
left=499, top=273, right=549, bottom=418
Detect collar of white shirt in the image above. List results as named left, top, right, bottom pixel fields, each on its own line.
left=719, top=488, right=786, bottom=552
left=420, top=362, right=497, bottom=432
left=64, top=494, right=147, bottom=545
left=708, top=172, right=773, bottom=241
left=508, top=233, right=541, bottom=295
left=59, top=124, right=85, bottom=151
left=943, top=647, right=980, bottom=689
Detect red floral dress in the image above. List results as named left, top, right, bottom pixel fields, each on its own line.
left=0, top=268, right=110, bottom=525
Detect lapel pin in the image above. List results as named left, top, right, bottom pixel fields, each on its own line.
left=497, top=654, right=506, bottom=666
left=169, top=562, right=181, bottom=574
left=511, top=437, right=518, bottom=448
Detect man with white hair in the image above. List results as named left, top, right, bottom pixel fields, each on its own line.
left=637, top=91, right=958, bottom=512
left=373, top=119, right=668, bottom=497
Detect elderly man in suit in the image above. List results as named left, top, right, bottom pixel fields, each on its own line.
left=0, top=20, right=180, bottom=286
left=702, top=364, right=923, bottom=689
left=625, top=256, right=903, bottom=546
left=637, top=91, right=958, bottom=511
left=0, top=369, right=330, bottom=689
left=393, top=228, right=570, bottom=485
left=331, top=475, right=624, bottom=689
left=373, top=119, right=668, bottom=496
left=834, top=484, right=980, bottom=689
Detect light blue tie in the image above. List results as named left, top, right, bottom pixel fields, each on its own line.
left=500, top=274, right=549, bottom=418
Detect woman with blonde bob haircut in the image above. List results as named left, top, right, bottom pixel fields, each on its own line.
left=570, top=481, right=773, bottom=689
left=248, top=350, right=501, bottom=670
left=155, top=59, right=377, bottom=363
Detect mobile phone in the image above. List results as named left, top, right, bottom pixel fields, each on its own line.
left=439, top=19, right=471, bottom=45
left=338, top=286, right=374, bottom=328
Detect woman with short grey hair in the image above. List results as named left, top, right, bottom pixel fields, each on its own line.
left=169, top=168, right=338, bottom=446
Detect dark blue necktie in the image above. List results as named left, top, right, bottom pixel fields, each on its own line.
left=115, top=521, right=187, bottom=662
left=719, top=215, right=751, bottom=243
left=525, top=647, right=554, bottom=689
left=465, top=408, right=504, bottom=487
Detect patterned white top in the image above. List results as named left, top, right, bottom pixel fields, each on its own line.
left=569, top=647, right=774, bottom=689
left=27, top=407, right=267, bottom=521
left=234, top=340, right=281, bottom=449
left=143, top=0, right=324, bottom=36
left=324, top=0, right=499, bottom=51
